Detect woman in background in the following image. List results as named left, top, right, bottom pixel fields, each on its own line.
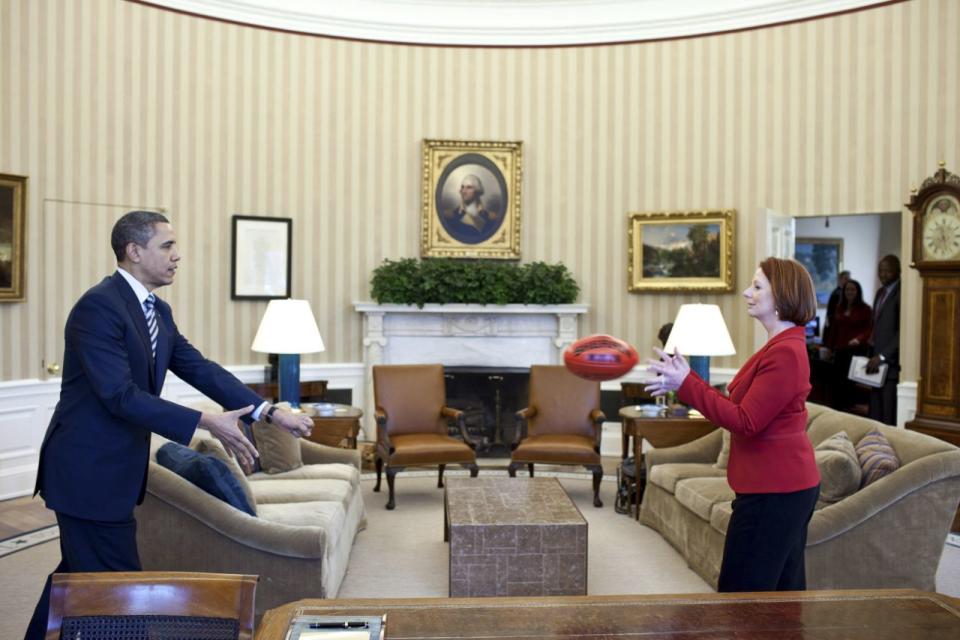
left=646, top=257, right=820, bottom=592
left=825, top=278, right=872, bottom=410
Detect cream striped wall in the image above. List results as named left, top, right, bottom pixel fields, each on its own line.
left=0, top=0, right=957, bottom=383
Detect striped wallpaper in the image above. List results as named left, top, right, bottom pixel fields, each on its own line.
left=0, top=0, right=957, bottom=383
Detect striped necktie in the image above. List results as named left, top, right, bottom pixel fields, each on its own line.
left=143, top=294, right=158, bottom=358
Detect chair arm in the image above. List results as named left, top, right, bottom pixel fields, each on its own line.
left=589, top=409, right=606, bottom=450
left=512, top=406, right=537, bottom=448
left=443, top=406, right=478, bottom=449
left=374, top=407, right=393, bottom=452
left=644, top=430, right=723, bottom=468
left=589, top=408, right=606, bottom=424
left=300, top=439, right=361, bottom=469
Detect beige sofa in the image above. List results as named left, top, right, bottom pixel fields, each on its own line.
left=136, top=433, right=366, bottom=615
left=639, top=402, right=960, bottom=590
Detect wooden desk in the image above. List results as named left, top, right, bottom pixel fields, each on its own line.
left=618, top=407, right=718, bottom=519
left=256, top=590, right=960, bottom=639
left=301, top=404, right=362, bottom=449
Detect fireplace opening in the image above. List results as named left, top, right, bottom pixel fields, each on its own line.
left=443, top=366, right=530, bottom=458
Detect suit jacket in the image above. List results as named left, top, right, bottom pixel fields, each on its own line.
left=871, top=280, right=900, bottom=374
left=677, top=326, right=820, bottom=494
left=36, top=272, right=263, bottom=521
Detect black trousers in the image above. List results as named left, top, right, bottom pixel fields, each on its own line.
left=717, top=485, right=820, bottom=592
left=24, top=512, right=141, bottom=640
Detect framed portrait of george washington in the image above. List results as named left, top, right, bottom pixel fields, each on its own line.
left=421, top=139, right=522, bottom=259
left=0, top=173, right=27, bottom=301
left=628, top=209, right=735, bottom=292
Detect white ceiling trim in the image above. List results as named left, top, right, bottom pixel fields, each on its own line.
left=140, top=0, right=892, bottom=46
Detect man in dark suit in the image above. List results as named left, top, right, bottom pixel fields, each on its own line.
left=25, top=211, right=314, bottom=639
left=866, top=254, right=901, bottom=425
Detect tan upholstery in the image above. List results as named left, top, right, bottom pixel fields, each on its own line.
left=510, top=365, right=606, bottom=507
left=372, top=364, right=479, bottom=509
left=46, top=572, right=257, bottom=640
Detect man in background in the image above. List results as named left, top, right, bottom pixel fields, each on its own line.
left=866, top=255, right=901, bottom=425
left=822, top=269, right=850, bottom=346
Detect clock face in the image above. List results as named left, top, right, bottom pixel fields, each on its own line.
left=922, top=195, right=960, bottom=261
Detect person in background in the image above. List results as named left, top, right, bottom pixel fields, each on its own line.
left=822, top=269, right=850, bottom=347
left=25, top=211, right=314, bottom=639
left=825, top=278, right=873, bottom=411
left=867, top=254, right=901, bottom=425
left=646, top=257, right=820, bottom=592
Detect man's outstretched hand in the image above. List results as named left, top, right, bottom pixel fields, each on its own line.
left=270, top=407, right=313, bottom=438
left=199, top=405, right=259, bottom=468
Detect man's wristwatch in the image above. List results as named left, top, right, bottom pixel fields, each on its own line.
left=264, top=404, right=279, bottom=424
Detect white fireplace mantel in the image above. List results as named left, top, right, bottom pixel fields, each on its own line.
left=354, top=302, right=588, bottom=438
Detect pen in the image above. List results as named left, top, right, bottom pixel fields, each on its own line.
left=309, top=621, right=369, bottom=629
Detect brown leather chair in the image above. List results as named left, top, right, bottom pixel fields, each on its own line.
left=46, top=571, right=257, bottom=640
left=509, top=365, right=606, bottom=507
left=373, top=364, right=479, bottom=509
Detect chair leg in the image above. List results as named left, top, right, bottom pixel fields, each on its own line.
left=588, top=464, right=604, bottom=508
left=507, top=462, right=520, bottom=478
left=386, top=466, right=402, bottom=510
left=527, top=463, right=535, bottom=477
left=467, top=463, right=479, bottom=478
left=438, top=464, right=446, bottom=488
left=374, top=457, right=383, bottom=492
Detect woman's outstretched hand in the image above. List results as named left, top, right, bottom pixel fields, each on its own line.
left=644, top=347, right=691, bottom=396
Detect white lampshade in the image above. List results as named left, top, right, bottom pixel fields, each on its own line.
left=251, top=299, right=325, bottom=355
left=663, top=304, right=736, bottom=357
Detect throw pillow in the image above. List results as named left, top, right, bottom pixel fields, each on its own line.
left=855, top=428, right=901, bottom=487
left=156, top=442, right=256, bottom=516
left=195, top=438, right=257, bottom=515
left=252, top=407, right=304, bottom=474
left=714, top=431, right=731, bottom=469
left=813, top=431, right=861, bottom=508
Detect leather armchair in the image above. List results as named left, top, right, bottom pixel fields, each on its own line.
left=510, top=365, right=606, bottom=507
left=373, top=364, right=479, bottom=509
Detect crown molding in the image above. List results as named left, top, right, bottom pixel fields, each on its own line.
left=135, top=0, right=895, bottom=46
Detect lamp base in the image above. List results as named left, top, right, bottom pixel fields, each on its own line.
left=277, top=353, right=301, bottom=409
left=689, top=355, right=710, bottom=385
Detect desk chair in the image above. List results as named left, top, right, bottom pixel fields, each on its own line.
left=46, top=571, right=257, bottom=640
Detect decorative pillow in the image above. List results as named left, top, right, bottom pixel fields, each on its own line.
left=813, top=431, right=862, bottom=508
left=195, top=438, right=257, bottom=515
left=714, top=431, right=731, bottom=469
left=252, top=408, right=304, bottom=475
left=855, top=428, right=901, bottom=487
left=156, top=442, right=256, bottom=516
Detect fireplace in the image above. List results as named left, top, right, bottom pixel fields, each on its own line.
left=444, top=367, right=529, bottom=458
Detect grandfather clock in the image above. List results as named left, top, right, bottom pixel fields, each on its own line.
left=905, top=163, right=960, bottom=451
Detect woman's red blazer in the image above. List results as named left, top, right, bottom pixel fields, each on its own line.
left=677, top=325, right=820, bottom=494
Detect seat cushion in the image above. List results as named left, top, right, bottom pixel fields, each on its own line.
left=251, top=478, right=354, bottom=506
left=710, top=500, right=734, bottom=534
left=156, top=442, right=256, bottom=516
left=649, top=463, right=727, bottom=494
left=256, top=499, right=347, bottom=531
left=386, top=434, right=476, bottom=466
left=511, top=434, right=600, bottom=465
left=248, top=462, right=359, bottom=485
left=675, top=477, right=735, bottom=521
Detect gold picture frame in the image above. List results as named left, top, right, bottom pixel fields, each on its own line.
left=421, top=139, right=522, bottom=259
left=628, top=209, right=735, bottom=292
left=0, top=173, right=27, bottom=301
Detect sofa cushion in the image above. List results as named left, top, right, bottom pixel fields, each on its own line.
left=714, top=431, right=731, bottom=469
left=813, top=431, right=862, bottom=508
left=649, top=463, right=727, bottom=494
left=253, top=419, right=304, bottom=474
left=248, top=462, right=359, bottom=485
left=256, top=499, right=347, bottom=531
left=856, top=428, right=901, bottom=487
left=674, top=477, right=735, bottom=521
left=195, top=438, right=257, bottom=515
left=251, top=477, right=354, bottom=506
left=710, top=500, right=733, bottom=534
left=156, top=442, right=256, bottom=516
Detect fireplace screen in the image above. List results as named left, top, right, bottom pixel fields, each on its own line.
left=443, top=367, right=530, bottom=458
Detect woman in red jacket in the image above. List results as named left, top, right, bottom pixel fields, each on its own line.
left=646, top=257, right=820, bottom=592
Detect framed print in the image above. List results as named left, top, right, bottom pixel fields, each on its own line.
left=421, top=139, right=522, bottom=259
left=628, top=209, right=735, bottom=292
left=231, top=215, right=292, bottom=300
left=795, top=237, right=843, bottom=306
left=0, top=173, right=27, bottom=302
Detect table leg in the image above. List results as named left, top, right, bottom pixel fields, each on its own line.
left=633, top=436, right=642, bottom=520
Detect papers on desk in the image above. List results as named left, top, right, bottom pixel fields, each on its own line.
left=848, top=355, right=888, bottom=388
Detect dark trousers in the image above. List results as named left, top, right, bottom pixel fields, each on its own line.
left=869, top=376, right=898, bottom=425
left=717, top=485, right=820, bottom=592
left=24, top=512, right=141, bottom=640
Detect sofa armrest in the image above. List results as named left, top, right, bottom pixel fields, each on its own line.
left=645, top=429, right=723, bottom=468
left=300, top=439, right=361, bottom=468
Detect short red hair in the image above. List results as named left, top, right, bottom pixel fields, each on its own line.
left=759, top=257, right=817, bottom=325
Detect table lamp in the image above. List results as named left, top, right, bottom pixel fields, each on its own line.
left=663, top=304, right=736, bottom=384
left=251, top=299, right=325, bottom=409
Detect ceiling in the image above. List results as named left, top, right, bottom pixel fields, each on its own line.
left=139, top=0, right=892, bottom=46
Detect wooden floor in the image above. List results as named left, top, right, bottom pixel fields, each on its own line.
left=0, top=495, right=56, bottom=541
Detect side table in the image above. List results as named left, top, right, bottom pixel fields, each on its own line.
left=618, top=406, right=718, bottom=519
left=301, top=403, right=363, bottom=449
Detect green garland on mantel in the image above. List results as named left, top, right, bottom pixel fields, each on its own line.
left=370, top=258, right=580, bottom=307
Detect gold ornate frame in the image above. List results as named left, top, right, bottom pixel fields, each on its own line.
left=421, top=139, right=522, bottom=259
left=0, top=173, right=27, bottom=301
left=628, top=209, right=735, bottom=292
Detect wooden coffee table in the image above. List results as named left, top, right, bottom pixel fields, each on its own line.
left=301, top=403, right=362, bottom=449
left=444, top=477, right=587, bottom=598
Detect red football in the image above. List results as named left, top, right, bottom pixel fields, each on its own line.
left=563, top=334, right=639, bottom=381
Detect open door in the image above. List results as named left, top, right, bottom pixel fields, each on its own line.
left=753, top=208, right=796, bottom=350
